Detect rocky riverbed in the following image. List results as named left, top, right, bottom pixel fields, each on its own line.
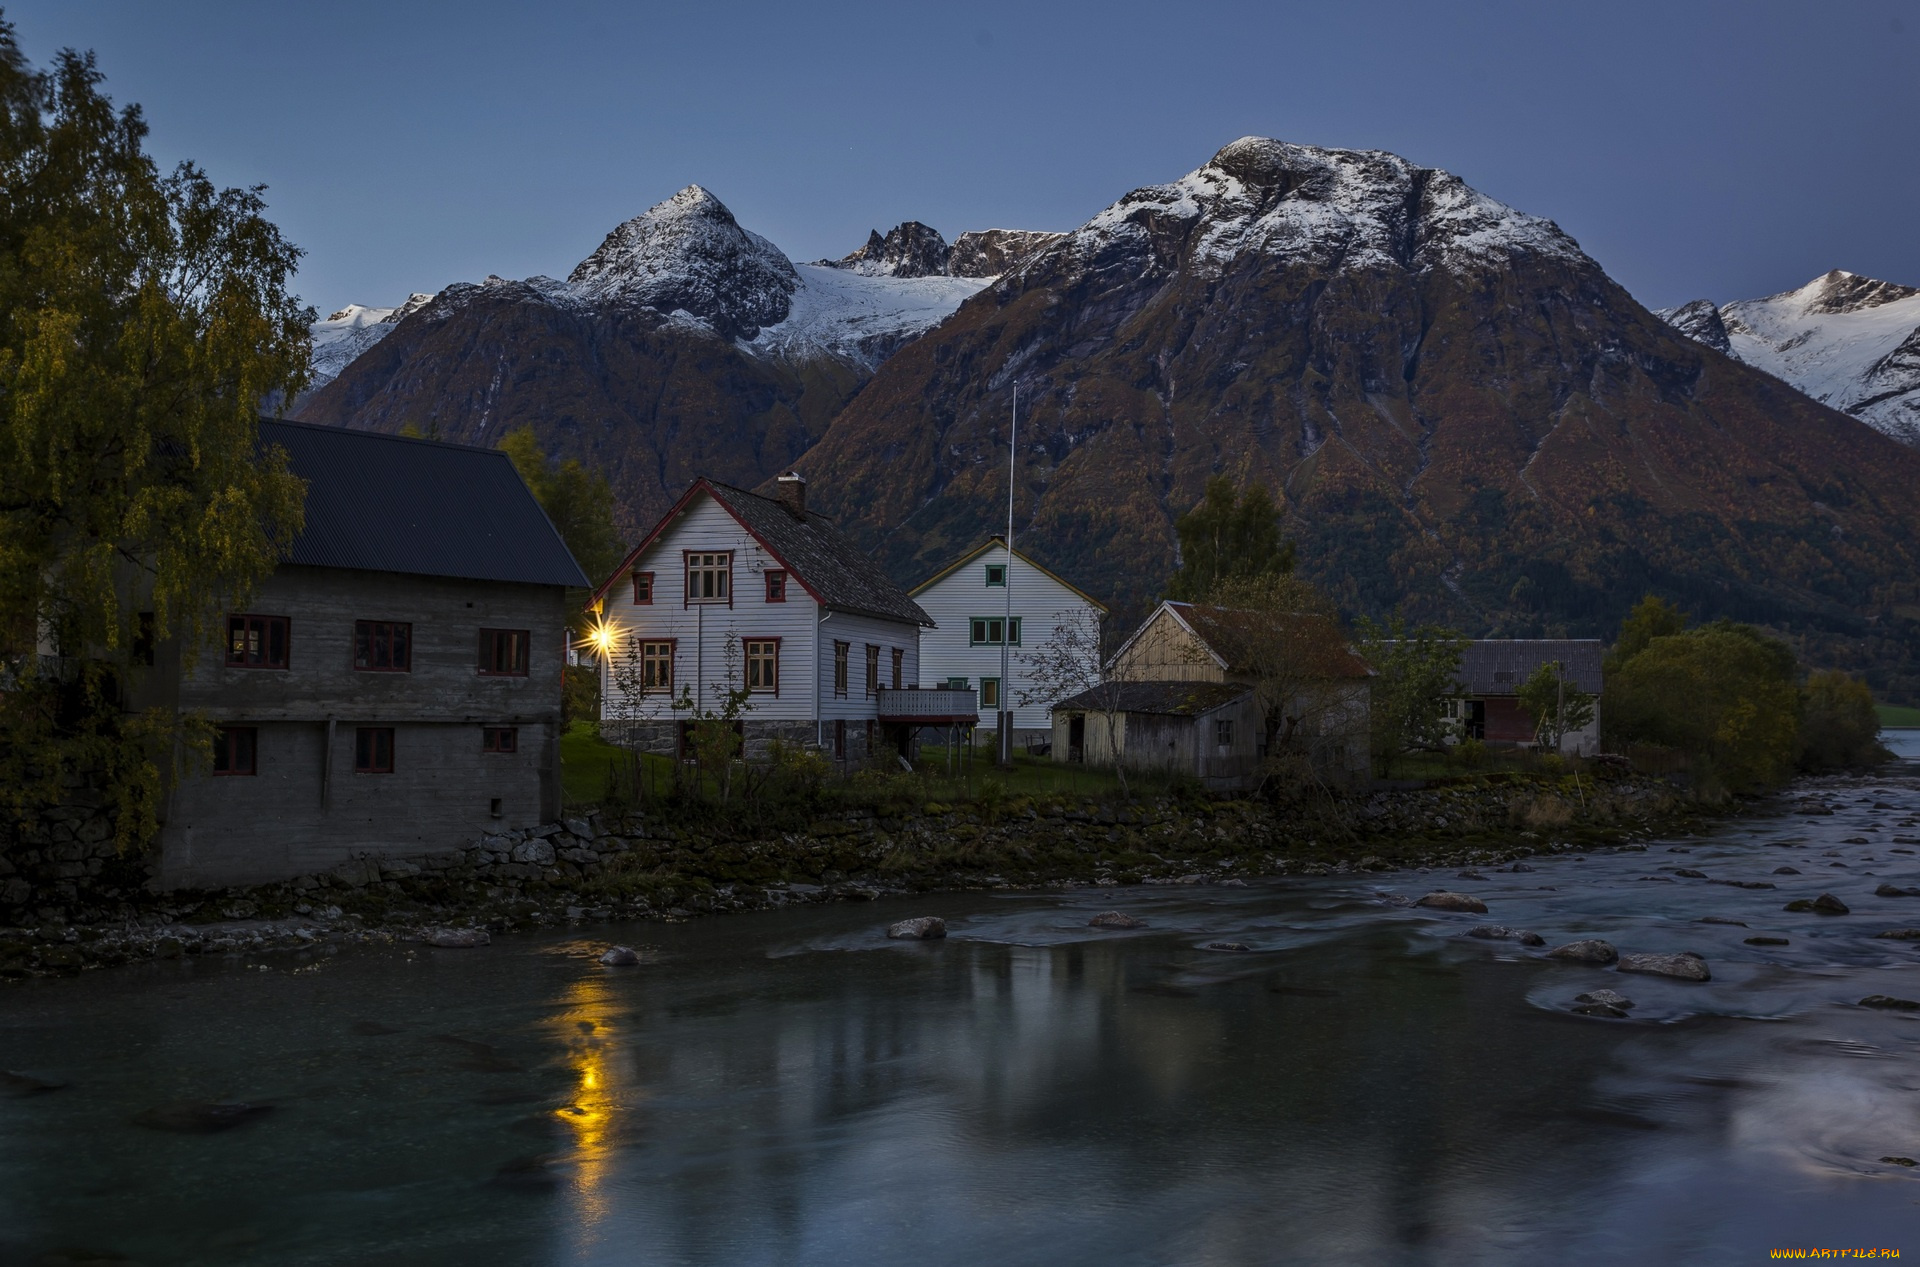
left=0, top=772, right=1708, bottom=980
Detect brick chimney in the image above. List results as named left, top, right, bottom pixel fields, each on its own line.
left=775, top=470, right=808, bottom=520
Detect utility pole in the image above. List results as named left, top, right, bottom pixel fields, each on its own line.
left=1554, top=659, right=1565, bottom=755
left=999, top=384, right=1017, bottom=768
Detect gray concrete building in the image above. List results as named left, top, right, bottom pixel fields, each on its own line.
left=140, top=420, right=587, bottom=888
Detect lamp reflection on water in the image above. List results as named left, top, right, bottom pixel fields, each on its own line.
left=549, top=972, right=634, bottom=1234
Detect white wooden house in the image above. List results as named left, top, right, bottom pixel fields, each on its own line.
left=909, top=537, right=1107, bottom=746
left=590, top=474, right=937, bottom=764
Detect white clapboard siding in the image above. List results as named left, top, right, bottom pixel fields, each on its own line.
left=597, top=489, right=920, bottom=733
left=911, top=541, right=1103, bottom=732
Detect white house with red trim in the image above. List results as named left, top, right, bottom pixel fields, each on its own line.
left=590, top=473, right=944, bottom=763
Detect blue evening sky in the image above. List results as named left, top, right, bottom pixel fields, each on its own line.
left=9, top=1, right=1916, bottom=317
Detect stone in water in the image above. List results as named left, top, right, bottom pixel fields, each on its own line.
left=887, top=916, right=947, bottom=940
left=1416, top=892, right=1487, bottom=914
left=599, top=946, right=640, bottom=966
left=1089, top=911, right=1147, bottom=929
left=427, top=927, right=491, bottom=948
left=1617, top=952, right=1711, bottom=982
left=1545, top=939, right=1618, bottom=965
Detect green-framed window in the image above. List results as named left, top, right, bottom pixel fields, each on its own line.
left=968, top=616, right=1021, bottom=646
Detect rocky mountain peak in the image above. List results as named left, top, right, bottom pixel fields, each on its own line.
left=1656, top=298, right=1732, bottom=355
left=567, top=184, right=798, bottom=338
left=818, top=222, right=1066, bottom=280
left=948, top=229, right=1064, bottom=278
left=1068, top=137, right=1584, bottom=282
left=1788, top=269, right=1920, bottom=316
left=821, top=221, right=953, bottom=277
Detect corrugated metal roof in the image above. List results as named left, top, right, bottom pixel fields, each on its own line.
left=1457, top=640, right=1604, bottom=696
left=1052, top=681, right=1251, bottom=716
left=259, top=419, right=588, bottom=587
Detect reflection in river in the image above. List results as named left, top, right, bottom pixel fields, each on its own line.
left=4, top=766, right=1920, bottom=1265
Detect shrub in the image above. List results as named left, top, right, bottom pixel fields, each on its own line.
left=1798, top=670, right=1887, bottom=771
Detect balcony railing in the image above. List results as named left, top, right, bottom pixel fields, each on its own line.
left=876, top=687, right=979, bottom=725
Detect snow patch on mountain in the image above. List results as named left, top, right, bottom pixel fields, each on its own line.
left=1063, top=137, right=1584, bottom=282
left=1660, top=270, right=1920, bottom=445
left=750, top=265, right=987, bottom=368
left=308, top=292, right=435, bottom=387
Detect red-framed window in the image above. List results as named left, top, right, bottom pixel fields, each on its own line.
left=684, top=551, right=732, bottom=606
left=744, top=638, right=780, bottom=694
left=764, top=569, right=787, bottom=602
left=832, top=640, right=850, bottom=698
left=482, top=726, right=518, bottom=753
left=355, top=727, right=394, bottom=773
left=631, top=571, right=654, bottom=605
left=213, top=726, right=257, bottom=775
left=479, top=628, right=530, bottom=676
left=864, top=644, right=880, bottom=697
left=640, top=639, right=674, bottom=694
left=226, top=614, right=289, bottom=669
left=354, top=620, right=411, bottom=672
left=890, top=647, right=904, bottom=690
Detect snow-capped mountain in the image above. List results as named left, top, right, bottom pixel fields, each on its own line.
left=308, top=293, right=435, bottom=388
left=794, top=137, right=1920, bottom=685
left=310, top=187, right=1045, bottom=379
left=296, top=187, right=1055, bottom=537
left=567, top=185, right=798, bottom=338
left=1659, top=271, right=1920, bottom=445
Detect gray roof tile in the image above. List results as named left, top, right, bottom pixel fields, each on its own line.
left=676, top=481, right=932, bottom=626
left=259, top=419, right=588, bottom=588
left=1457, top=640, right=1604, bottom=695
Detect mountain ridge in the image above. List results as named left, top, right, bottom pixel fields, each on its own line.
left=786, top=138, right=1920, bottom=694
left=1660, top=270, right=1920, bottom=445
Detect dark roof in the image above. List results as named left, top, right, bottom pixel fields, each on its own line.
left=593, top=478, right=932, bottom=626
left=1457, top=640, right=1604, bottom=695
left=708, top=483, right=932, bottom=625
left=1156, top=602, right=1373, bottom=679
left=1052, top=681, right=1251, bottom=716
left=259, top=419, right=588, bottom=587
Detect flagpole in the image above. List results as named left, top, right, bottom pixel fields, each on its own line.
left=1000, top=384, right=1017, bottom=768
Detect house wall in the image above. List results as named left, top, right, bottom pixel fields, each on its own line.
left=1465, top=694, right=1602, bottom=755
left=912, top=543, right=1102, bottom=737
left=150, top=564, right=569, bottom=887
left=1050, top=696, right=1262, bottom=780
left=1110, top=608, right=1224, bottom=683
left=597, top=493, right=919, bottom=758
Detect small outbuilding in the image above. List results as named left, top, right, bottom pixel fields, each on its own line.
left=1448, top=639, right=1604, bottom=754
left=1049, top=681, right=1260, bottom=787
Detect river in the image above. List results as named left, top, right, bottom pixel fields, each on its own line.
left=4, top=759, right=1920, bottom=1265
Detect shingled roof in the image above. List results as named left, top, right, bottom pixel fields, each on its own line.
left=1052, top=681, right=1251, bottom=716
left=259, top=419, right=587, bottom=587
left=1457, top=640, right=1604, bottom=695
left=594, top=478, right=933, bottom=626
